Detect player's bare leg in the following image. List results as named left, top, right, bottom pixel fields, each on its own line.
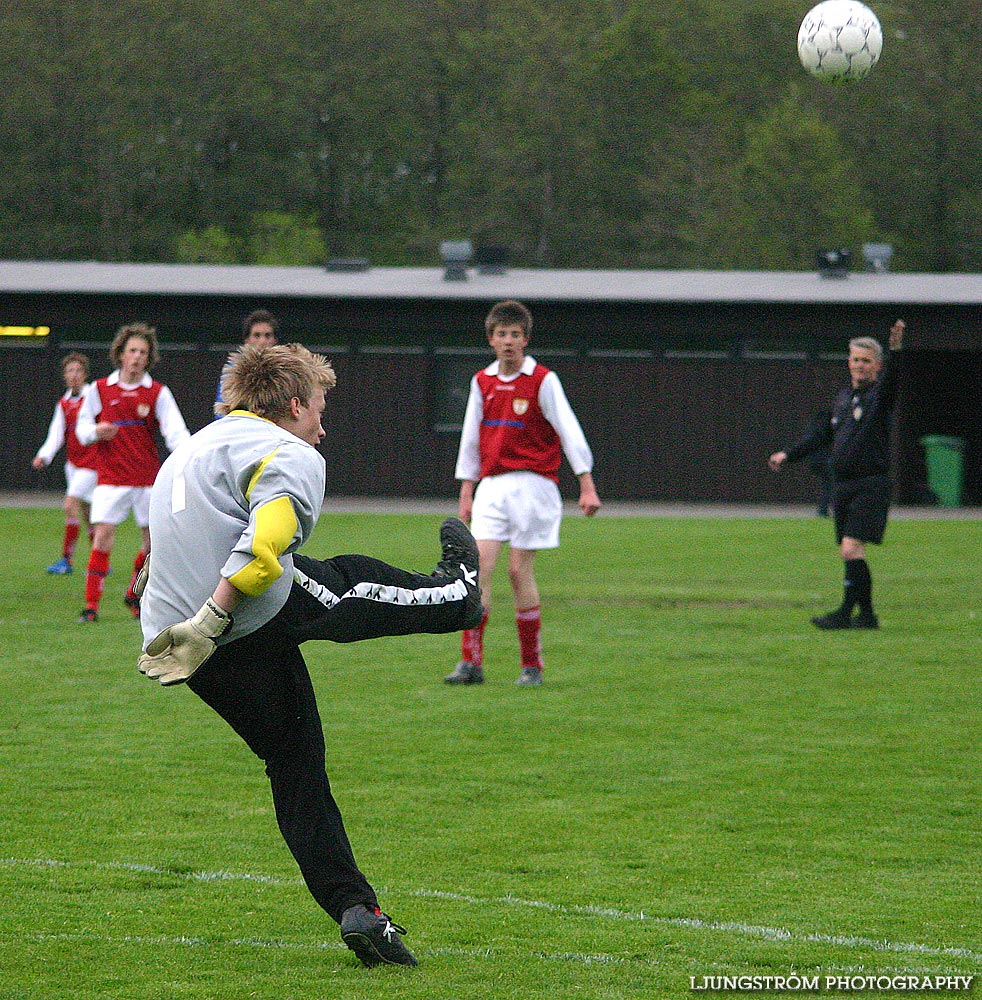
left=509, top=547, right=544, bottom=685
left=445, top=537, right=502, bottom=684
left=80, top=523, right=117, bottom=622
left=48, top=495, right=84, bottom=574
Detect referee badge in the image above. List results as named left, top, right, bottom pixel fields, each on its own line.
left=513, top=399, right=529, bottom=416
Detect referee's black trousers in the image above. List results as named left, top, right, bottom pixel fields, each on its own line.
left=188, top=551, right=479, bottom=924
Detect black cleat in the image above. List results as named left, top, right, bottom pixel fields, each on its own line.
left=852, top=611, right=880, bottom=629
left=340, top=904, right=418, bottom=968
left=444, top=660, right=484, bottom=685
left=78, top=608, right=98, bottom=623
left=124, top=595, right=141, bottom=618
left=435, top=518, right=478, bottom=579
left=515, top=665, right=544, bottom=686
left=811, top=609, right=852, bottom=630
left=435, top=517, right=481, bottom=628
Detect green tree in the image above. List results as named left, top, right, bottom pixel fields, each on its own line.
left=793, top=0, right=982, bottom=270
left=719, top=90, right=877, bottom=269
left=0, top=0, right=977, bottom=271
left=247, top=211, right=327, bottom=266
left=175, top=226, right=241, bottom=264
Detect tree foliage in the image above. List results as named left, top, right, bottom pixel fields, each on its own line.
left=0, top=0, right=978, bottom=271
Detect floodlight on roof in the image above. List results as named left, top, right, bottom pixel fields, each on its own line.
left=474, top=244, right=510, bottom=275
left=324, top=257, right=371, bottom=273
left=816, top=248, right=853, bottom=279
left=440, top=240, right=472, bottom=281
left=862, top=243, right=894, bottom=273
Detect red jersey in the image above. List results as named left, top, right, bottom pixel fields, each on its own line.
left=91, top=377, right=164, bottom=487
left=61, top=394, right=98, bottom=470
left=476, top=363, right=562, bottom=483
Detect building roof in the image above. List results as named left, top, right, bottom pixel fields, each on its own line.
left=2, top=259, right=981, bottom=306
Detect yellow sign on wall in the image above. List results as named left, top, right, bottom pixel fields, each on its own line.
left=0, top=326, right=51, bottom=337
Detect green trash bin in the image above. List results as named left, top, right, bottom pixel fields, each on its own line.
left=919, top=435, right=965, bottom=507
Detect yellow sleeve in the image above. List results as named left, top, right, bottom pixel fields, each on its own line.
left=227, top=495, right=298, bottom=597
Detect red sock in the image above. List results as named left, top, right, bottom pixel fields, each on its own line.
left=516, top=605, right=543, bottom=669
left=63, top=519, right=80, bottom=559
left=126, top=549, right=147, bottom=601
left=85, top=549, right=111, bottom=611
left=461, top=608, right=489, bottom=666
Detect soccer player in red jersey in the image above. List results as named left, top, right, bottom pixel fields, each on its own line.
left=32, top=352, right=99, bottom=574
left=444, top=300, right=601, bottom=686
left=75, top=323, right=190, bottom=622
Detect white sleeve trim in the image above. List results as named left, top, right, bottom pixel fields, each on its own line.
left=454, top=376, right=484, bottom=481
left=35, top=400, right=67, bottom=465
left=538, top=371, right=593, bottom=476
left=74, top=383, right=101, bottom=446
left=155, top=385, right=191, bottom=452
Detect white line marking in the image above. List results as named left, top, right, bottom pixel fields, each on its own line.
left=3, top=857, right=979, bottom=965
left=409, top=888, right=982, bottom=963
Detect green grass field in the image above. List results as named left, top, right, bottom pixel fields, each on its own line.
left=1, top=507, right=979, bottom=999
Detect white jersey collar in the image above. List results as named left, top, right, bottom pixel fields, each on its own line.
left=107, top=369, right=153, bottom=389
left=485, top=355, right=536, bottom=380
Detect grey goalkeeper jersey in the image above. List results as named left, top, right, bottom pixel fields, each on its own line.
left=140, top=411, right=325, bottom=650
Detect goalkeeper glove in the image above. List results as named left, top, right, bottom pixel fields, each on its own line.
left=137, top=598, right=233, bottom=686
left=132, top=552, right=150, bottom=599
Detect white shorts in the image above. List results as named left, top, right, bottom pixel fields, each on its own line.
left=471, top=471, right=562, bottom=550
left=90, top=484, right=152, bottom=528
left=65, top=463, right=97, bottom=504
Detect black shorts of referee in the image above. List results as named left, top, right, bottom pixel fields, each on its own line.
left=832, top=474, right=891, bottom=545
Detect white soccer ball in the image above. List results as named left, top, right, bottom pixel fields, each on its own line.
left=797, top=1, right=883, bottom=83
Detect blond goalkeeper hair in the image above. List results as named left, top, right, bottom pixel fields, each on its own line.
left=216, top=343, right=336, bottom=420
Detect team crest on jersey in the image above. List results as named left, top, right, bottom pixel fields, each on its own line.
left=137, top=403, right=151, bottom=418
left=512, top=398, right=529, bottom=416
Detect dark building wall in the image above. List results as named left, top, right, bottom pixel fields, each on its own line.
left=2, top=287, right=979, bottom=351
left=893, top=350, right=982, bottom=506
left=6, top=339, right=978, bottom=505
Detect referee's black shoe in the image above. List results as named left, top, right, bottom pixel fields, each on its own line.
left=340, top=904, right=418, bottom=968
left=852, top=610, right=880, bottom=629
left=435, top=517, right=482, bottom=628
left=811, top=609, right=853, bottom=630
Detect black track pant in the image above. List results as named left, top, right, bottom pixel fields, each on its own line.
left=188, top=552, right=477, bottom=923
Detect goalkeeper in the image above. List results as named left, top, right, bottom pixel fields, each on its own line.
left=137, top=343, right=481, bottom=968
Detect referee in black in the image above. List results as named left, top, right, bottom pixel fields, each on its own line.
left=769, top=319, right=905, bottom=629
